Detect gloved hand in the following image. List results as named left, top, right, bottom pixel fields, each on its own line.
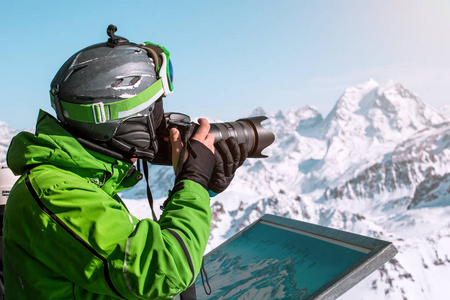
left=171, top=118, right=216, bottom=189
left=208, top=137, right=247, bottom=197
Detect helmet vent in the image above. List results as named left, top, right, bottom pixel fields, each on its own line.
left=111, top=78, right=124, bottom=87
left=129, top=76, right=140, bottom=85
left=111, top=76, right=141, bottom=88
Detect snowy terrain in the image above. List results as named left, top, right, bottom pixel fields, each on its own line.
left=1, top=80, right=449, bottom=299
left=0, top=122, right=19, bottom=165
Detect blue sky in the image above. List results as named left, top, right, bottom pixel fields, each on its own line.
left=1, top=0, right=449, bottom=129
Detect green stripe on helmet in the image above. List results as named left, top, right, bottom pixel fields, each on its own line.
left=58, top=78, right=164, bottom=124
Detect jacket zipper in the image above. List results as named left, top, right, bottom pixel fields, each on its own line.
left=25, top=172, right=124, bottom=299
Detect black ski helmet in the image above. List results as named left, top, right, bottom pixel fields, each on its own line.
left=50, top=25, right=173, bottom=159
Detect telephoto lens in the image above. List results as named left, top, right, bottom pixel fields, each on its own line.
left=151, top=113, right=275, bottom=165
left=208, top=116, right=274, bottom=158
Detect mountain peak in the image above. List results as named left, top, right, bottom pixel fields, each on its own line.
left=249, top=107, right=267, bottom=117
left=321, top=80, right=445, bottom=141
left=359, top=78, right=380, bottom=89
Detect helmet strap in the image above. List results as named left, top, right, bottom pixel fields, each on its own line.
left=75, top=136, right=132, bottom=163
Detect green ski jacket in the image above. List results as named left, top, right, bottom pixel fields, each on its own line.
left=3, top=111, right=211, bottom=299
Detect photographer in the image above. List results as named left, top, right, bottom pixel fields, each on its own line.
left=3, top=26, right=246, bottom=299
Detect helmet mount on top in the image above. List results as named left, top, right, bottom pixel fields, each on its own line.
left=106, top=24, right=129, bottom=47
left=50, top=25, right=173, bottom=160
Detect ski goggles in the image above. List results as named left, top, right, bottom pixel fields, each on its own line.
left=141, top=42, right=174, bottom=97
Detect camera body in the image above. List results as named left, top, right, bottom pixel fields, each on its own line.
left=151, top=112, right=275, bottom=165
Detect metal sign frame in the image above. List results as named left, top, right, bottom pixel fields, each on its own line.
left=197, top=214, right=398, bottom=300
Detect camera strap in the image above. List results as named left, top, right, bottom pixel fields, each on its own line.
left=179, top=259, right=211, bottom=299
left=137, top=159, right=158, bottom=221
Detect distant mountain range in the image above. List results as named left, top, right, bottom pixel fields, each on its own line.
left=1, top=80, right=449, bottom=299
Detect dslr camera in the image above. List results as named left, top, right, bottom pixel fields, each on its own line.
left=151, top=113, right=275, bottom=165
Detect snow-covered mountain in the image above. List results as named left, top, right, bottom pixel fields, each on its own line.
left=121, top=80, right=449, bottom=299
left=0, top=121, right=20, bottom=165
left=1, top=80, right=449, bottom=299
left=441, top=105, right=450, bottom=119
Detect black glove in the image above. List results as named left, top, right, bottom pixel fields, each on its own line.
left=175, top=140, right=216, bottom=189
left=208, top=137, right=247, bottom=196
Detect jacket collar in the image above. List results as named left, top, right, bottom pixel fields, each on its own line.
left=7, top=110, right=142, bottom=194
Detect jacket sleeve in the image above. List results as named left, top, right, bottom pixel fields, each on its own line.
left=112, top=179, right=212, bottom=299
left=23, top=167, right=211, bottom=299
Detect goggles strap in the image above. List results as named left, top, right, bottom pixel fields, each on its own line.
left=56, top=78, right=164, bottom=124
left=160, top=53, right=172, bottom=97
